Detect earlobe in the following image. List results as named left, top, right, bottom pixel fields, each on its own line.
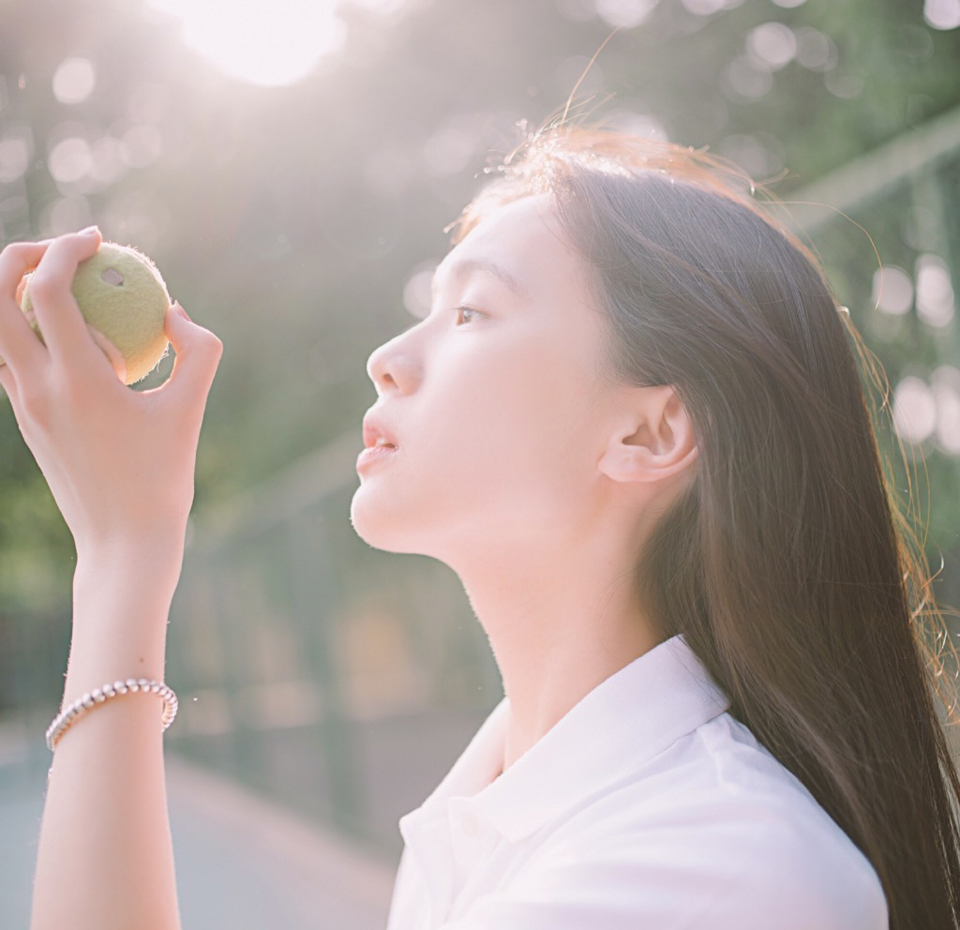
left=597, top=386, right=698, bottom=484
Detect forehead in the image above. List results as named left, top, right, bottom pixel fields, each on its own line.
left=432, top=194, right=579, bottom=299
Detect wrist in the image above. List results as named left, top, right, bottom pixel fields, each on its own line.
left=66, top=534, right=185, bottom=700
left=74, top=531, right=187, bottom=595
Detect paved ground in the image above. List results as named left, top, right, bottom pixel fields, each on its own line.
left=0, top=721, right=397, bottom=930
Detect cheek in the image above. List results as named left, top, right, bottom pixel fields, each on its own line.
left=424, top=344, right=596, bottom=498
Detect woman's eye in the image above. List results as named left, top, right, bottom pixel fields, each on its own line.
left=454, top=305, right=483, bottom=325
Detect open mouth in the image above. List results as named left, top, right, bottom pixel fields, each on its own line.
left=357, top=440, right=399, bottom=472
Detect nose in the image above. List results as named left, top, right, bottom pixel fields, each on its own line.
left=366, top=330, right=422, bottom=396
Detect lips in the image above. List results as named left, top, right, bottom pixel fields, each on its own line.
left=362, top=413, right=399, bottom=450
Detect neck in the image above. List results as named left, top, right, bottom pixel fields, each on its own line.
left=456, top=541, right=664, bottom=774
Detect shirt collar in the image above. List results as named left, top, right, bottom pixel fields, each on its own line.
left=403, top=633, right=731, bottom=844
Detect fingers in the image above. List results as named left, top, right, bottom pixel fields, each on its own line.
left=0, top=241, right=50, bottom=375
left=23, top=227, right=104, bottom=375
left=0, top=240, right=50, bottom=294
left=0, top=357, right=14, bottom=401
left=16, top=272, right=31, bottom=305
left=160, top=303, right=224, bottom=409
left=2, top=237, right=225, bottom=422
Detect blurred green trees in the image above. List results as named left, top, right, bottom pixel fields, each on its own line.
left=1, top=0, right=959, bottom=710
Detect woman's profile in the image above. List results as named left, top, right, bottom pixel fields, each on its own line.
left=1, top=122, right=958, bottom=929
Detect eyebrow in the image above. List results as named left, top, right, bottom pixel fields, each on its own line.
left=430, top=258, right=528, bottom=302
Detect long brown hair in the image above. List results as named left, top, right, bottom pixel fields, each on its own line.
left=449, top=126, right=960, bottom=929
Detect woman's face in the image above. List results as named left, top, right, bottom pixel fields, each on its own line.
left=350, top=193, right=620, bottom=566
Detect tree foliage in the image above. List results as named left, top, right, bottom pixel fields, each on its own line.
left=1, top=0, right=958, bottom=623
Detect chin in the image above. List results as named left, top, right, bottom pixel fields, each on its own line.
left=349, top=484, right=430, bottom=556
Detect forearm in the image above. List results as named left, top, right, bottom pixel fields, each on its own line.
left=31, top=540, right=185, bottom=930
left=0, top=231, right=223, bottom=929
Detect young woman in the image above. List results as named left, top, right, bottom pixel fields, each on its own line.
left=3, top=125, right=959, bottom=930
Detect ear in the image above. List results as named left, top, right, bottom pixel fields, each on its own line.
left=598, top=385, right=698, bottom=484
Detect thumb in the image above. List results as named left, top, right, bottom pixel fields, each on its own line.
left=162, top=302, right=224, bottom=402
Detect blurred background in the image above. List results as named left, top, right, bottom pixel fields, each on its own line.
left=1, top=0, right=959, bottom=924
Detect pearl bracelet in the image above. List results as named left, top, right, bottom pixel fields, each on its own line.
left=46, top=678, right=178, bottom=751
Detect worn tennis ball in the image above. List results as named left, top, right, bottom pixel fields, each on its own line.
left=20, top=242, right=171, bottom=385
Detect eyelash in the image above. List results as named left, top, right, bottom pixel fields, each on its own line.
left=454, top=305, right=484, bottom=326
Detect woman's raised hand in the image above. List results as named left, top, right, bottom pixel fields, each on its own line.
left=6, top=229, right=225, bottom=930
left=0, top=228, right=223, bottom=557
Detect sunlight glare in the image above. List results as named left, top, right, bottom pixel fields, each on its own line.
left=148, top=0, right=347, bottom=87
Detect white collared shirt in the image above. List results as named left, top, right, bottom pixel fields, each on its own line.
left=387, top=634, right=888, bottom=929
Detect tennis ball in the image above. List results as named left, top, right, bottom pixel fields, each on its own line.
left=19, top=242, right=171, bottom=385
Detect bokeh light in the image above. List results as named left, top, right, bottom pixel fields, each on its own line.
left=746, top=22, right=797, bottom=71
left=402, top=264, right=436, bottom=319
left=0, top=128, right=32, bottom=184
left=794, top=28, right=838, bottom=71
left=43, top=196, right=93, bottom=237
left=824, top=70, right=864, bottom=98
left=893, top=375, right=938, bottom=444
left=872, top=266, right=914, bottom=316
left=719, top=132, right=784, bottom=178
left=892, top=366, right=960, bottom=450
left=725, top=56, right=774, bottom=100
left=605, top=109, right=669, bottom=141
left=594, top=0, right=659, bottom=28
left=51, top=57, right=96, bottom=105
left=915, top=254, right=956, bottom=327
left=933, top=366, right=960, bottom=453
left=146, top=0, right=348, bottom=86
left=682, top=0, right=743, bottom=15
left=423, top=120, right=479, bottom=177
left=48, top=137, right=92, bottom=186
left=925, top=0, right=960, bottom=31
left=121, top=124, right=163, bottom=169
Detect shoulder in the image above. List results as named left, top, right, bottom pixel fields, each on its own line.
left=503, top=713, right=888, bottom=930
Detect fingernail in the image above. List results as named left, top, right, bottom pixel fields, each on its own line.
left=79, top=225, right=100, bottom=235
left=173, top=302, right=191, bottom=321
